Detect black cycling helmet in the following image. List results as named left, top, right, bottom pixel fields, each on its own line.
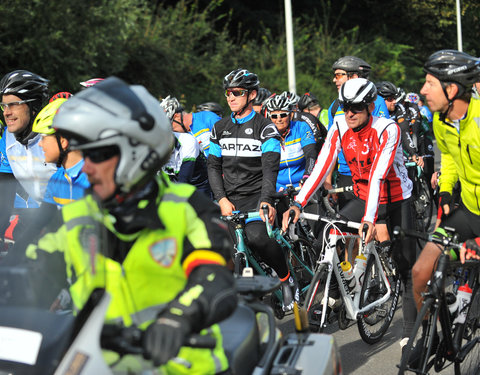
left=196, top=102, right=224, bottom=117
left=223, top=68, right=260, bottom=91
left=252, top=87, right=272, bottom=106
left=0, top=70, right=49, bottom=114
left=332, top=56, right=371, bottom=78
left=375, top=81, right=397, bottom=98
left=297, top=92, right=319, bottom=111
left=424, top=49, right=480, bottom=90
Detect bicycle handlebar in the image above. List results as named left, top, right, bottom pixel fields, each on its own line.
left=300, top=212, right=361, bottom=231
left=392, top=226, right=462, bottom=250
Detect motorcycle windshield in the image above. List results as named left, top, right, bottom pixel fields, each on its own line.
left=0, top=176, right=104, bottom=373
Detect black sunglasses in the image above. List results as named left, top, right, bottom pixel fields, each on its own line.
left=343, top=103, right=367, bottom=114
left=83, top=146, right=120, bottom=163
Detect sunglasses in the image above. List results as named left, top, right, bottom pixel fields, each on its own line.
left=270, top=112, right=289, bottom=120
left=385, top=97, right=396, bottom=102
left=333, top=72, right=348, bottom=80
left=343, top=103, right=367, bottom=114
left=224, top=89, right=248, bottom=98
left=0, top=98, right=36, bottom=111
left=82, top=146, right=120, bottom=163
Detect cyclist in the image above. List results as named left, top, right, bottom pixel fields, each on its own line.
left=196, top=101, right=224, bottom=118
left=297, top=91, right=329, bottom=129
left=161, top=98, right=211, bottom=197
left=161, top=95, right=219, bottom=157
left=411, top=49, right=480, bottom=365
left=23, top=77, right=236, bottom=373
left=0, top=70, right=57, bottom=243
left=208, top=68, right=297, bottom=310
left=33, top=98, right=89, bottom=206
left=252, top=87, right=272, bottom=114
left=283, top=78, right=416, bottom=341
left=294, top=92, right=328, bottom=152
left=326, top=56, right=390, bottom=210
left=265, top=93, right=317, bottom=192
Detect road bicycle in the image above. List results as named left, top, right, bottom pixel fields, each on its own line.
left=396, top=227, right=479, bottom=375
left=221, top=206, right=317, bottom=319
left=301, top=211, right=401, bottom=344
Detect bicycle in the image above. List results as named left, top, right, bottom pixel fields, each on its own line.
left=396, top=227, right=479, bottom=375
left=301, top=211, right=401, bottom=344
left=405, top=160, right=434, bottom=233
left=221, top=206, right=317, bottom=319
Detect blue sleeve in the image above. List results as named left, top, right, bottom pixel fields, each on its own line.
left=373, top=97, right=390, bottom=119
left=0, top=136, right=12, bottom=174
left=209, top=142, right=222, bottom=158
left=261, top=137, right=281, bottom=154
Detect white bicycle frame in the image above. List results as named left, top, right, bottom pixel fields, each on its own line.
left=301, top=212, right=393, bottom=329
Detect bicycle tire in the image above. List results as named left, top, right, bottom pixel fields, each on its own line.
left=357, top=254, right=401, bottom=344
left=303, top=264, right=328, bottom=332
left=454, top=284, right=480, bottom=375
left=419, top=177, right=434, bottom=232
left=398, top=297, right=437, bottom=375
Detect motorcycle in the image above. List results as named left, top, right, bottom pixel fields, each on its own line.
left=0, top=178, right=342, bottom=374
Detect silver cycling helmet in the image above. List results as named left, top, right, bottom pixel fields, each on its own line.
left=53, top=76, right=174, bottom=195
left=160, top=95, right=183, bottom=121
left=265, top=93, right=292, bottom=114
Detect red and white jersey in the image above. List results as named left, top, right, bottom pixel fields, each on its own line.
left=296, top=115, right=412, bottom=223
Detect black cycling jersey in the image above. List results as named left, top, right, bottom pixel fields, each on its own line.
left=207, top=111, right=281, bottom=204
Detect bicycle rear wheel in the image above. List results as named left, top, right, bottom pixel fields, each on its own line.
left=454, top=285, right=480, bottom=375
left=290, top=237, right=317, bottom=290
left=303, top=264, right=328, bottom=332
left=357, top=254, right=401, bottom=344
left=398, top=297, right=437, bottom=375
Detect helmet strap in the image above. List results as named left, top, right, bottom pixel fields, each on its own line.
left=173, top=112, right=189, bottom=133
left=55, top=134, right=68, bottom=168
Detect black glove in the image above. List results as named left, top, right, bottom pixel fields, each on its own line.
left=143, top=313, right=191, bottom=367
left=438, top=191, right=452, bottom=217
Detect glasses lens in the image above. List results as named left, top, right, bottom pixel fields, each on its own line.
left=344, top=103, right=366, bottom=114
left=334, top=73, right=347, bottom=79
left=83, top=146, right=119, bottom=163
left=386, top=97, right=395, bottom=102
left=271, top=113, right=289, bottom=119
left=225, top=89, right=247, bottom=97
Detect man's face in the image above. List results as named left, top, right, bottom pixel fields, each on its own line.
left=420, top=74, right=449, bottom=113
left=344, top=102, right=373, bottom=129
left=171, top=112, right=188, bottom=132
left=39, top=135, right=60, bottom=164
left=384, top=96, right=396, bottom=112
left=82, top=148, right=119, bottom=201
left=270, top=110, right=291, bottom=134
left=225, top=88, right=254, bottom=113
left=1, top=94, right=32, bottom=134
left=333, top=70, right=357, bottom=91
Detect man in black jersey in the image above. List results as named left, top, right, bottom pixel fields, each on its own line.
left=208, top=68, right=298, bottom=311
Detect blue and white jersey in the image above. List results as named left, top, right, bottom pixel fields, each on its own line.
left=327, top=96, right=390, bottom=176
left=43, top=159, right=90, bottom=206
left=277, top=121, right=316, bottom=191
left=419, top=105, right=433, bottom=123
left=1, top=131, right=56, bottom=205
left=190, top=111, right=221, bottom=157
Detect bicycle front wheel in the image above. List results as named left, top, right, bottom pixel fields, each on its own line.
left=357, top=254, right=401, bottom=344
left=290, top=237, right=317, bottom=289
left=398, top=297, right=437, bottom=375
left=454, top=285, right=480, bottom=375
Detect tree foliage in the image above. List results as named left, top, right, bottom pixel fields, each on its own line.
left=0, top=0, right=478, bottom=111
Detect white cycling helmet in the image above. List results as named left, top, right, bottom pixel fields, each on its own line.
left=53, top=77, right=174, bottom=195
left=160, top=95, right=183, bottom=121
left=339, top=78, right=377, bottom=107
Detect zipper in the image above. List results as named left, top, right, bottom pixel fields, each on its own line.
left=466, top=144, right=473, bottom=164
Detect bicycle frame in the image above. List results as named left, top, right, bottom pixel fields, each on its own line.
left=302, top=212, right=393, bottom=329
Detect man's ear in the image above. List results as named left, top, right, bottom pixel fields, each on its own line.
left=368, top=101, right=376, bottom=113
left=249, top=90, right=257, bottom=101
left=60, top=136, right=69, bottom=149
left=446, top=83, right=459, bottom=100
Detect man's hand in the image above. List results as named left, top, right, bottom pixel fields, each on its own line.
left=218, top=197, right=235, bottom=217
left=359, top=221, right=376, bottom=243
left=460, top=238, right=480, bottom=264
left=282, top=205, right=301, bottom=232
left=438, top=191, right=452, bottom=217
left=259, top=202, right=276, bottom=225
left=143, top=314, right=191, bottom=367
left=411, top=154, right=424, bottom=168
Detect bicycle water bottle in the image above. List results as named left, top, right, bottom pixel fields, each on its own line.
left=340, top=261, right=356, bottom=292
left=453, top=283, right=472, bottom=325
left=353, top=254, right=367, bottom=292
